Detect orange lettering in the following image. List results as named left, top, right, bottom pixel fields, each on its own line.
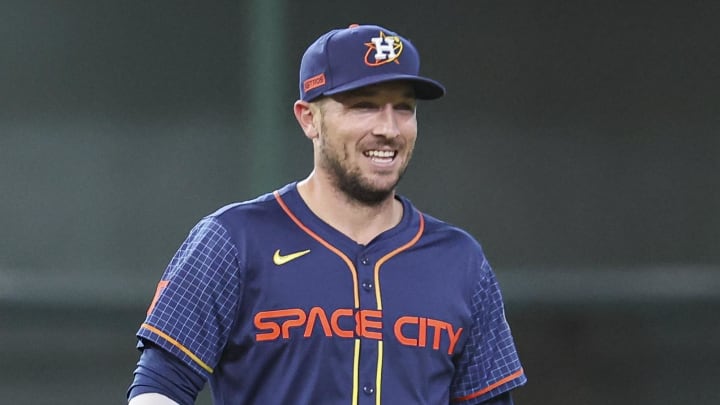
left=280, top=308, right=307, bottom=338
left=254, top=307, right=463, bottom=351
left=303, top=73, right=326, bottom=92
left=254, top=311, right=281, bottom=341
left=394, top=316, right=417, bottom=346
left=331, top=308, right=355, bottom=338
left=447, top=326, right=463, bottom=355
left=254, top=308, right=306, bottom=341
left=426, top=318, right=445, bottom=350
left=304, top=307, right=332, bottom=337
left=418, top=317, right=427, bottom=347
left=356, top=309, right=383, bottom=340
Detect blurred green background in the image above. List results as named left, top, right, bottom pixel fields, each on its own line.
left=1, top=1, right=718, bottom=404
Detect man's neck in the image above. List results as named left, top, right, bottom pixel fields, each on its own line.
left=296, top=174, right=403, bottom=245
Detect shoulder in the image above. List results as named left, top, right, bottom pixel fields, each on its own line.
left=210, top=189, right=280, bottom=219
left=420, top=210, right=484, bottom=253
left=396, top=194, right=488, bottom=259
left=201, top=183, right=296, bottom=231
left=410, top=208, right=496, bottom=285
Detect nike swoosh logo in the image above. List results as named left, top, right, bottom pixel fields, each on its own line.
left=273, top=249, right=311, bottom=265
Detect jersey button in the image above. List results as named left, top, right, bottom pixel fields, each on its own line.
left=363, top=385, right=375, bottom=395
left=361, top=280, right=374, bottom=291
left=360, top=257, right=370, bottom=265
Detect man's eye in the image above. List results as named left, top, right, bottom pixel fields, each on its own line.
left=395, top=103, right=416, bottom=111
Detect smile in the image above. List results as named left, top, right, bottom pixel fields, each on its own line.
left=364, top=150, right=397, bottom=163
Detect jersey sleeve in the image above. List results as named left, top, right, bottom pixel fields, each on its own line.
left=127, top=343, right=205, bottom=405
left=450, top=255, right=526, bottom=403
left=137, top=216, right=242, bottom=379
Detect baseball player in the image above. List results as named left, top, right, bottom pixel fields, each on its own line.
left=127, top=24, right=526, bottom=404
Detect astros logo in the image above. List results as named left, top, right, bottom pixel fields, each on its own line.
left=364, top=31, right=403, bottom=66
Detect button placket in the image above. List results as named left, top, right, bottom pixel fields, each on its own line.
left=356, top=251, right=379, bottom=403
left=358, top=255, right=373, bottom=293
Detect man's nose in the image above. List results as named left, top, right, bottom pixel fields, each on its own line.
left=372, top=104, right=400, bottom=138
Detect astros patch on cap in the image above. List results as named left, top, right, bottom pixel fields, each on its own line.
left=299, top=24, right=446, bottom=101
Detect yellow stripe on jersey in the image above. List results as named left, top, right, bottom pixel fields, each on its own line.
left=373, top=212, right=425, bottom=402
left=376, top=340, right=384, bottom=405
left=352, top=338, right=362, bottom=405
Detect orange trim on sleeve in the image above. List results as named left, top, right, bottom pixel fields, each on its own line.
left=451, top=368, right=525, bottom=402
left=273, top=190, right=360, bottom=309
left=141, top=323, right=214, bottom=374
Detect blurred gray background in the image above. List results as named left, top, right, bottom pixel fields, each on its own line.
left=1, top=0, right=718, bottom=404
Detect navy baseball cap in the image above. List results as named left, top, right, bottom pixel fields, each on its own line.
left=299, top=24, right=446, bottom=101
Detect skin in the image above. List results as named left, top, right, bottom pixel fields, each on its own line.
left=128, top=393, right=179, bottom=405
left=294, top=81, right=419, bottom=245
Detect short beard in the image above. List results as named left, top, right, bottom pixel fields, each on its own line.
left=330, top=157, right=403, bottom=206
left=317, top=128, right=408, bottom=207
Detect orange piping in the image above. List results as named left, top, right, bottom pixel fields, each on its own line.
left=141, top=323, right=213, bottom=374
left=374, top=211, right=425, bottom=311
left=274, top=190, right=360, bottom=309
left=452, top=368, right=525, bottom=402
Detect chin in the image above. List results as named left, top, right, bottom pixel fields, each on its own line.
left=338, top=177, right=398, bottom=206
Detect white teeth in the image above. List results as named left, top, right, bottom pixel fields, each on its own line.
left=365, top=150, right=395, bottom=158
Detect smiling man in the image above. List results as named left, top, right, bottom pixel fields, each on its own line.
left=301, top=83, right=417, bottom=206
left=127, top=24, right=526, bottom=405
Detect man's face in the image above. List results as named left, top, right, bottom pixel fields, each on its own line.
left=313, top=81, right=418, bottom=205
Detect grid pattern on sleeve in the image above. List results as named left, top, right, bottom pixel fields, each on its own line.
left=450, top=257, right=526, bottom=403
left=138, top=216, right=241, bottom=378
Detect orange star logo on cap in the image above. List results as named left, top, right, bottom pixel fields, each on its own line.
left=364, top=31, right=403, bottom=66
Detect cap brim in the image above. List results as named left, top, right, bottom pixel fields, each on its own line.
left=322, top=73, right=446, bottom=100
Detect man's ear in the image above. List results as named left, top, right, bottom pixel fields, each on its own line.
left=293, top=100, right=319, bottom=140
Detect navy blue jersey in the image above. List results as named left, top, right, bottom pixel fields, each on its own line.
left=137, top=182, right=526, bottom=404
